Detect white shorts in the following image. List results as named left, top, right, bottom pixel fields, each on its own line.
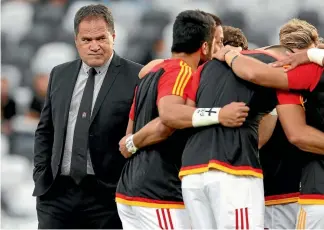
left=296, top=205, right=324, bottom=229
left=182, top=170, right=264, bottom=230
left=264, top=202, right=299, bottom=229
left=117, top=203, right=191, bottom=230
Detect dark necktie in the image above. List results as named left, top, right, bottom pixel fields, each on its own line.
left=70, top=67, right=96, bottom=184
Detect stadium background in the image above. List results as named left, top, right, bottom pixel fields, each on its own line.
left=1, top=0, right=323, bottom=228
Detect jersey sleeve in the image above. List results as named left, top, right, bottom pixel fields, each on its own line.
left=276, top=90, right=302, bottom=105
left=129, top=86, right=138, bottom=121
left=287, top=63, right=322, bottom=91
left=186, top=63, right=205, bottom=101
left=157, top=61, right=193, bottom=102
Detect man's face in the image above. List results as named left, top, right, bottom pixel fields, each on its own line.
left=199, top=40, right=213, bottom=65
left=212, top=25, right=224, bottom=55
left=75, top=17, right=115, bottom=67
left=199, top=26, right=221, bottom=64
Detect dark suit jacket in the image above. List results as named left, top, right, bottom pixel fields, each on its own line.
left=33, top=53, right=142, bottom=197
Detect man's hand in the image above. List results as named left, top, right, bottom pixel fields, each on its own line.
left=119, top=134, right=132, bottom=158
left=219, top=102, right=249, bottom=127
left=272, top=51, right=310, bottom=71
left=213, top=45, right=242, bottom=61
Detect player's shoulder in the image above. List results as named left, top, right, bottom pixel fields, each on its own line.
left=289, top=62, right=323, bottom=73
left=298, top=62, right=323, bottom=69
left=161, top=59, right=193, bottom=78
left=241, top=49, right=278, bottom=63
left=201, top=59, right=228, bottom=72
left=163, top=58, right=192, bottom=71
left=138, top=59, right=164, bottom=79
left=241, top=49, right=271, bottom=56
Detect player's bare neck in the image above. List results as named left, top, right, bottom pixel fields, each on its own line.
left=171, top=52, right=199, bottom=70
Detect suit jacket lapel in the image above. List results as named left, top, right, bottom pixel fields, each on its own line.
left=62, top=60, right=82, bottom=130
left=90, top=53, right=121, bottom=124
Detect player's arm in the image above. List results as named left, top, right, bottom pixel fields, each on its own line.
left=159, top=97, right=249, bottom=129
left=119, top=117, right=174, bottom=158
left=221, top=50, right=289, bottom=89
left=139, top=59, right=164, bottom=78
left=277, top=104, right=324, bottom=154
left=258, top=110, right=277, bottom=149
left=222, top=50, right=322, bottom=91
left=120, top=98, right=195, bottom=158
left=272, top=48, right=324, bottom=71
left=277, top=91, right=324, bottom=154
left=121, top=93, right=196, bottom=157
left=132, top=118, right=174, bottom=149
left=119, top=60, right=174, bottom=158
left=125, top=119, right=133, bottom=135
left=158, top=64, right=249, bottom=129
left=126, top=59, right=164, bottom=136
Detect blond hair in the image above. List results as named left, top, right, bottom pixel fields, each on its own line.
left=279, top=18, right=319, bottom=49
left=223, top=26, right=248, bottom=50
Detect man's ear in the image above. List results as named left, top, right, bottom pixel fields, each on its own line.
left=201, top=42, right=209, bottom=56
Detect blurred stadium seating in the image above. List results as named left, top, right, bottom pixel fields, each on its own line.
left=1, top=0, right=323, bottom=228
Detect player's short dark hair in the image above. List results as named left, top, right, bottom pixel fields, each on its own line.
left=196, top=11, right=222, bottom=26
left=207, top=13, right=222, bottom=26
left=171, top=10, right=215, bottom=54
left=265, top=45, right=295, bottom=53
left=74, top=4, right=115, bottom=35
left=223, top=25, right=248, bottom=50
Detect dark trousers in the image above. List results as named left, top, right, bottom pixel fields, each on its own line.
left=36, top=176, right=122, bottom=229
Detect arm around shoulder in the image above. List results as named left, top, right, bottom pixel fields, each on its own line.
left=139, top=59, right=164, bottom=79
left=226, top=51, right=289, bottom=90
left=277, top=104, right=324, bottom=154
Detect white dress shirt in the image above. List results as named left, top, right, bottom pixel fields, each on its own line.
left=61, top=53, right=114, bottom=175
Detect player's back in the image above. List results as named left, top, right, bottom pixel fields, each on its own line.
left=180, top=51, right=277, bottom=178
left=117, top=59, right=191, bottom=208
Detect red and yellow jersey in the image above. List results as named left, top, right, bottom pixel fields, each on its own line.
left=277, top=63, right=322, bottom=105
left=277, top=63, right=324, bottom=205
left=129, top=59, right=192, bottom=121
left=180, top=50, right=281, bottom=180
left=116, top=58, right=193, bottom=209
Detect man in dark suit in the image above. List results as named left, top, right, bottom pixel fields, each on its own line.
left=33, top=4, right=142, bottom=229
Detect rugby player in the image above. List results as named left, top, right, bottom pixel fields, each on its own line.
left=218, top=43, right=324, bottom=229
left=222, top=25, right=248, bottom=50
left=259, top=19, right=319, bottom=230
left=115, top=10, right=248, bottom=229
left=178, top=45, right=296, bottom=229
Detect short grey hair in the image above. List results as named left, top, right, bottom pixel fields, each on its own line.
left=74, top=4, right=115, bottom=35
